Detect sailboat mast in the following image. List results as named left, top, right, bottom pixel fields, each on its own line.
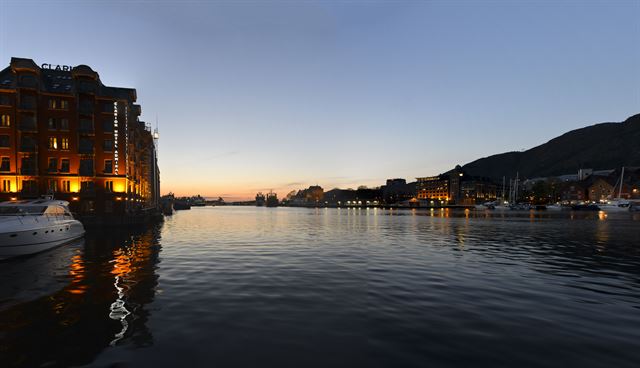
left=514, top=172, right=520, bottom=203
left=618, top=167, right=625, bottom=199
left=509, top=178, right=513, bottom=204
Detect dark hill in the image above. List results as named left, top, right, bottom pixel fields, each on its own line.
left=462, top=114, right=640, bottom=181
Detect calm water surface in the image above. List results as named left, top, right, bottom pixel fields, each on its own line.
left=1, top=207, right=640, bottom=367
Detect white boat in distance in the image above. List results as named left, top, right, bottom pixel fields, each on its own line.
left=0, top=199, right=85, bottom=260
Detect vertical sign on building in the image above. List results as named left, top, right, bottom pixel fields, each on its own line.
left=113, top=102, right=119, bottom=174
left=125, top=105, right=128, bottom=173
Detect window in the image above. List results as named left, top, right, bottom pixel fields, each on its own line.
left=0, top=94, right=10, bottom=106
left=48, top=118, right=56, bottom=130
left=79, top=159, right=94, bottom=176
left=61, top=180, right=71, bottom=192
left=1, top=179, right=10, bottom=192
left=1, top=114, right=10, bottom=127
left=60, top=158, right=70, bottom=173
left=0, top=135, right=9, bottom=148
left=103, top=139, right=114, bottom=152
left=79, top=100, right=93, bottom=114
left=48, top=136, right=58, bottom=149
left=20, top=136, right=36, bottom=151
left=48, top=98, right=68, bottom=110
left=19, top=114, right=36, bottom=130
left=48, top=158, right=57, bottom=172
left=60, top=137, right=69, bottom=150
left=21, top=157, right=36, bottom=174
left=105, top=180, right=114, bottom=192
left=48, top=180, right=57, bottom=192
left=19, top=75, right=37, bottom=87
left=60, top=118, right=69, bottom=130
left=81, top=181, right=95, bottom=191
left=0, top=157, right=9, bottom=171
left=104, top=160, right=113, bottom=174
left=79, top=119, right=93, bottom=132
left=103, top=102, right=114, bottom=113
left=103, top=119, right=114, bottom=132
left=21, top=180, right=37, bottom=192
left=79, top=138, right=93, bottom=153
left=20, top=95, right=36, bottom=109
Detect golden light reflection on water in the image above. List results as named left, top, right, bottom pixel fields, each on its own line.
left=68, top=253, right=87, bottom=295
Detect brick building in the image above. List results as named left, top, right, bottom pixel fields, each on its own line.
left=0, top=57, right=159, bottom=214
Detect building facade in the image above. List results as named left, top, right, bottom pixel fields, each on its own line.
left=0, top=57, right=159, bottom=214
left=417, top=166, right=497, bottom=205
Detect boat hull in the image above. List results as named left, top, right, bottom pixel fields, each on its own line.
left=0, top=221, right=85, bottom=260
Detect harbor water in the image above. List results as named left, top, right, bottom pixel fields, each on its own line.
left=1, top=207, right=640, bottom=367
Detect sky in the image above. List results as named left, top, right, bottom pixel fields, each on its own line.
left=0, top=0, right=638, bottom=200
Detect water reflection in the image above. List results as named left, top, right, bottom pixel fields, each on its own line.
left=0, top=224, right=161, bottom=367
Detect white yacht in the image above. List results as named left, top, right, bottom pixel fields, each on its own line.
left=599, top=200, right=631, bottom=213
left=601, top=167, right=632, bottom=213
left=0, top=199, right=85, bottom=260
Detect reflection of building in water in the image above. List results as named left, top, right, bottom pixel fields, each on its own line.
left=0, top=226, right=161, bottom=367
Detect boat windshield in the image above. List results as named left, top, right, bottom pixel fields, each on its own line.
left=0, top=206, right=47, bottom=215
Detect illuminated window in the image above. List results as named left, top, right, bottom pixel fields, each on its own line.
left=0, top=157, right=9, bottom=171
left=0, top=135, right=9, bottom=148
left=48, top=136, right=57, bottom=149
left=104, top=160, right=113, bottom=174
left=48, top=98, right=68, bottom=110
left=61, top=180, right=70, bottom=192
left=105, top=180, right=113, bottom=192
left=48, top=158, right=57, bottom=172
left=60, top=159, right=70, bottom=173
left=60, top=118, right=69, bottom=130
left=1, top=179, right=10, bottom=192
left=61, top=137, right=69, bottom=150
left=0, top=114, right=10, bottom=127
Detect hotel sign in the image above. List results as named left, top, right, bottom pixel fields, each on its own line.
left=41, top=63, right=75, bottom=71
left=114, top=102, right=119, bottom=175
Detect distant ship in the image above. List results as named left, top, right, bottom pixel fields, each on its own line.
left=255, top=192, right=266, bottom=206
left=190, top=195, right=206, bottom=207
left=266, top=191, right=279, bottom=207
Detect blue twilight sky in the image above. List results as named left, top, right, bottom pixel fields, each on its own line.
left=1, top=0, right=638, bottom=200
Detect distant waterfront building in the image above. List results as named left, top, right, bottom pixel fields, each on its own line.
left=587, top=177, right=615, bottom=202
left=380, top=178, right=416, bottom=204
left=415, top=176, right=449, bottom=202
left=417, top=166, right=496, bottom=205
left=0, top=57, right=159, bottom=214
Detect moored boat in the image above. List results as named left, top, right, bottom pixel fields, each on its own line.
left=571, top=204, right=600, bottom=211
left=0, top=199, right=85, bottom=260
